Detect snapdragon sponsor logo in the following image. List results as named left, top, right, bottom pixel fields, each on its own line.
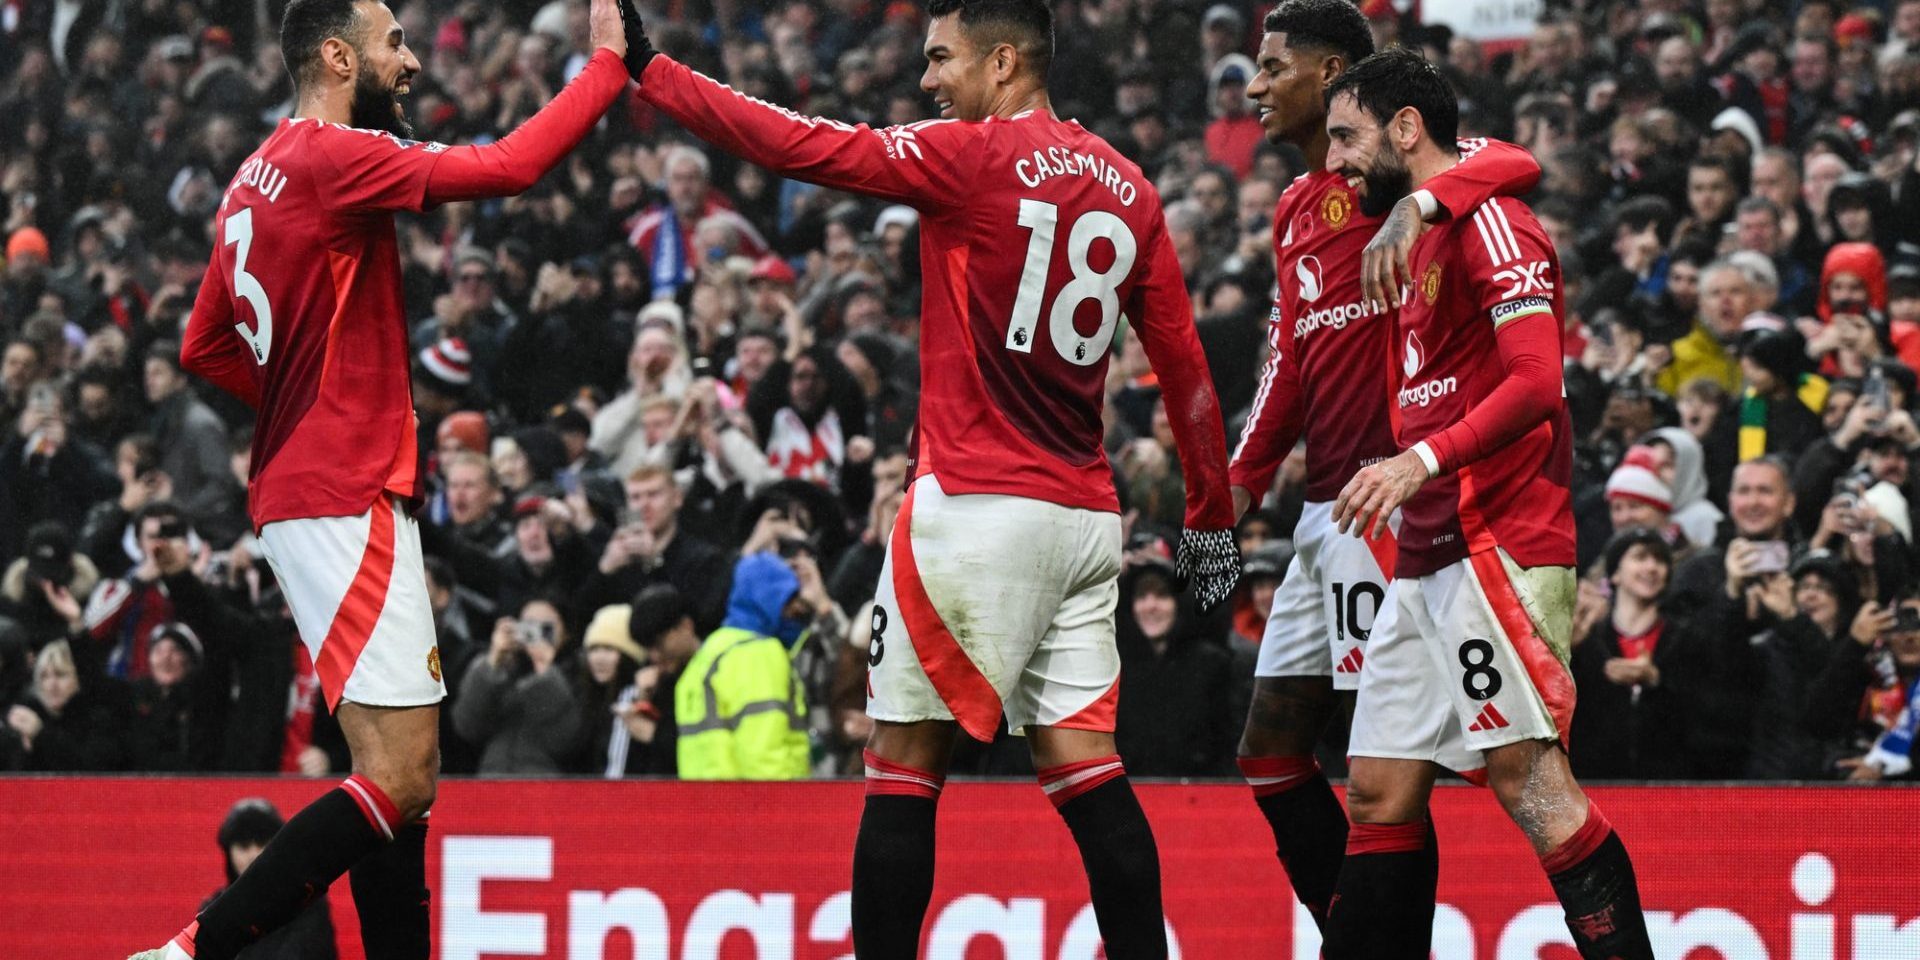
left=1399, top=376, right=1458, bottom=408
left=1291, top=257, right=1385, bottom=339
left=1398, top=331, right=1455, bottom=407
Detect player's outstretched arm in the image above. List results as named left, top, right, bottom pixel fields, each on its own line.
left=420, top=54, right=627, bottom=204
left=181, top=255, right=263, bottom=408
left=1128, top=217, right=1240, bottom=609
left=620, top=8, right=967, bottom=210
left=1361, top=139, right=1541, bottom=306
left=318, top=0, right=630, bottom=213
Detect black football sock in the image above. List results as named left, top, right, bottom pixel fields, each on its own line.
left=191, top=775, right=400, bottom=960
left=351, top=813, right=432, bottom=960
left=1239, top=755, right=1349, bottom=930
left=1041, top=757, right=1166, bottom=960
left=1541, top=804, right=1655, bottom=960
left=1322, top=819, right=1437, bottom=960
left=852, top=750, right=943, bottom=959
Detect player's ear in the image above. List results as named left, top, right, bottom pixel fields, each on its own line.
left=319, top=35, right=357, bottom=83
left=1319, top=55, right=1345, bottom=86
left=1392, top=106, right=1422, bottom=150
left=991, top=41, right=1019, bottom=83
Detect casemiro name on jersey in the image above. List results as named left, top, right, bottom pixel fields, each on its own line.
left=1015, top=145, right=1139, bottom=207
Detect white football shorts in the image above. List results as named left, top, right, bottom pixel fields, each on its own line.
left=866, top=474, right=1122, bottom=739
left=1348, top=546, right=1576, bottom=777
left=1255, top=500, right=1396, bottom=691
left=259, top=494, right=446, bottom=711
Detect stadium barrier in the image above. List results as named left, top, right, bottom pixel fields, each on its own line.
left=6, top=778, right=1916, bottom=959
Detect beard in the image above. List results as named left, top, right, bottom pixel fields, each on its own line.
left=349, top=71, right=414, bottom=138
left=1357, top=145, right=1414, bottom=218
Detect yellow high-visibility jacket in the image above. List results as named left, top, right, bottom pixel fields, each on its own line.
left=675, top=626, right=808, bottom=780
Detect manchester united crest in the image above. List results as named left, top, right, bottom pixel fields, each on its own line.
left=427, top=646, right=442, bottom=682
left=1421, top=262, right=1443, bottom=304
left=1321, top=190, right=1352, bottom=230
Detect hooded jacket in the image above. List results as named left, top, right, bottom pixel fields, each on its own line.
left=1817, top=242, right=1920, bottom=373
left=1648, top=427, right=1724, bottom=547
left=676, top=553, right=810, bottom=780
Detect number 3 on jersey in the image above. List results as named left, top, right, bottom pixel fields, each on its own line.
left=1004, top=199, right=1136, bottom=366
left=225, top=206, right=274, bottom=365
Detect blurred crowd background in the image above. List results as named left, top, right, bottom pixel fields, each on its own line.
left=0, top=0, right=1917, bottom=784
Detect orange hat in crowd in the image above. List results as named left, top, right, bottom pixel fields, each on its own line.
left=437, top=411, right=490, bottom=455
left=6, top=227, right=50, bottom=262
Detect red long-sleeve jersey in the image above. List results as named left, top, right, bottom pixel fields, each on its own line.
left=1396, top=195, right=1574, bottom=577
left=182, top=49, right=629, bottom=527
left=1229, top=139, right=1539, bottom=503
left=638, top=56, right=1232, bottom=528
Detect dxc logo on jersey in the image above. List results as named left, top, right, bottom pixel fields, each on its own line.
left=1493, top=260, right=1555, bottom=299
left=1296, top=256, right=1324, bottom=302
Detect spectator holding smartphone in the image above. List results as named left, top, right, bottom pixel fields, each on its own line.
left=617, top=585, right=702, bottom=777
left=1809, top=475, right=1914, bottom=605
left=453, top=595, right=581, bottom=776
left=83, top=502, right=208, bottom=679
left=1750, top=555, right=1861, bottom=778
left=1808, top=591, right=1920, bottom=780
left=575, top=465, right=731, bottom=635
left=77, top=434, right=169, bottom=581
left=0, top=381, right=114, bottom=562
left=1667, top=457, right=1804, bottom=776
left=573, top=603, right=650, bottom=778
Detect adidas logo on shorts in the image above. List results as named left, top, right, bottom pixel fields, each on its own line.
left=1467, top=702, right=1510, bottom=732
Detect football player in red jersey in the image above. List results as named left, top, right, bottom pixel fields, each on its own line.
left=615, top=1, right=1239, bottom=955
left=1229, top=0, right=1541, bottom=938
left=131, top=2, right=635, bottom=959
left=1324, top=50, right=1655, bottom=960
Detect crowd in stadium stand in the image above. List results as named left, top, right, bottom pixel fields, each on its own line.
left=0, top=0, right=1917, bottom=784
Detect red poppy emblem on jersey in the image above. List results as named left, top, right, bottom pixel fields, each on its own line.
left=1321, top=191, right=1352, bottom=230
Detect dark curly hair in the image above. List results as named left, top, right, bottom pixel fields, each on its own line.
left=1323, top=47, right=1458, bottom=147
left=1263, top=0, right=1375, bottom=66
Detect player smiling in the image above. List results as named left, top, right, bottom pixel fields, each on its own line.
left=615, top=0, right=1240, bottom=955
left=130, top=1, right=633, bottom=957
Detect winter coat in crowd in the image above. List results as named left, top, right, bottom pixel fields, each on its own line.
left=160, top=571, right=305, bottom=772
left=149, top=388, right=234, bottom=523
left=1748, top=614, right=1854, bottom=779
left=572, top=529, right=732, bottom=637
left=1806, top=635, right=1917, bottom=773
left=1570, top=615, right=1695, bottom=780
left=1114, top=575, right=1236, bottom=778
left=453, top=649, right=581, bottom=776
left=1, top=639, right=128, bottom=772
